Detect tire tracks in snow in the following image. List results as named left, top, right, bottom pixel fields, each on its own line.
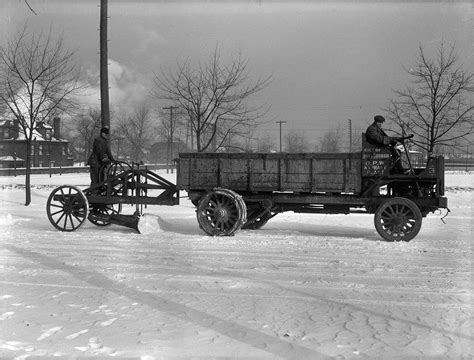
left=5, top=244, right=473, bottom=345
left=4, top=244, right=327, bottom=360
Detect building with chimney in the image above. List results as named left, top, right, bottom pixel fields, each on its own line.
left=0, top=116, right=73, bottom=168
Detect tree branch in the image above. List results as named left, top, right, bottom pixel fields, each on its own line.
left=24, top=0, right=37, bottom=15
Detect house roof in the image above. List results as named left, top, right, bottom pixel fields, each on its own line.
left=0, top=155, right=25, bottom=162
left=0, top=83, right=64, bottom=142
left=0, top=117, right=65, bottom=142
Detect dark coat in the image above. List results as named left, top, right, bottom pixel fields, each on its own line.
left=365, top=122, right=394, bottom=146
left=87, top=135, right=114, bottom=168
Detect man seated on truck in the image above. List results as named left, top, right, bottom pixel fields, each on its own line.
left=365, top=115, right=411, bottom=174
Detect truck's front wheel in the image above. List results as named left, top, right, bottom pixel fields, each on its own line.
left=374, top=197, right=422, bottom=242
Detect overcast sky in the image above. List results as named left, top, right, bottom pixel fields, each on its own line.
left=2, top=0, right=473, bottom=146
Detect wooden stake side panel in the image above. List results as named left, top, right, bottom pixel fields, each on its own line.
left=177, top=153, right=362, bottom=194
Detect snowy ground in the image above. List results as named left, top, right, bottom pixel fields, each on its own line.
left=0, top=170, right=472, bottom=359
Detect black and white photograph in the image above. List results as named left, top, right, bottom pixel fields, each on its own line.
left=0, top=0, right=473, bottom=358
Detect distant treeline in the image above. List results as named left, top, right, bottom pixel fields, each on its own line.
left=85, top=0, right=469, bottom=3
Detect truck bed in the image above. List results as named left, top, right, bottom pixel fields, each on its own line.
left=177, top=152, right=362, bottom=194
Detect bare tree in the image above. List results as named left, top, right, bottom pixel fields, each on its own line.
left=285, top=130, right=310, bottom=153
left=64, top=107, right=102, bottom=164
left=116, top=102, right=157, bottom=163
left=318, top=122, right=363, bottom=153
left=215, top=122, right=259, bottom=152
left=22, top=0, right=37, bottom=15
left=19, top=0, right=112, bottom=133
left=385, top=42, right=474, bottom=162
left=351, top=124, right=363, bottom=152
left=318, top=125, right=343, bottom=153
left=157, top=106, right=187, bottom=168
left=235, top=123, right=262, bottom=152
left=256, top=133, right=276, bottom=152
left=152, top=47, right=271, bottom=152
left=0, top=25, right=84, bottom=205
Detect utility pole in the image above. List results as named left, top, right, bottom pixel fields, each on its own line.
left=100, top=0, right=110, bottom=131
left=185, top=118, right=190, bottom=149
left=276, top=120, right=286, bottom=152
left=466, top=145, right=470, bottom=172
left=186, top=116, right=194, bottom=150
left=163, top=106, right=178, bottom=173
left=348, top=119, right=352, bottom=153
left=348, top=118, right=353, bottom=169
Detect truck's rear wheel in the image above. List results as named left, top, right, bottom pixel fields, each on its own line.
left=197, top=189, right=247, bottom=236
left=374, top=197, right=422, bottom=242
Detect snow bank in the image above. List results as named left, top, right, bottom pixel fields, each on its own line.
left=0, top=214, right=15, bottom=226
left=137, top=214, right=164, bottom=235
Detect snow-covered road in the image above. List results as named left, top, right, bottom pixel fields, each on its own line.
left=0, top=171, right=472, bottom=359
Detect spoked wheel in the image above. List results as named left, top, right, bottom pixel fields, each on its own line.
left=243, top=205, right=273, bottom=230
left=47, top=185, right=89, bottom=232
left=196, top=188, right=247, bottom=236
left=374, top=197, right=422, bottom=242
left=105, top=162, right=131, bottom=196
left=88, top=203, right=122, bottom=226
left=106, top=162, right=128, bottom=179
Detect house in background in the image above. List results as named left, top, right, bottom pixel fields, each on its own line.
left=0, top=116, right=73, bottom=169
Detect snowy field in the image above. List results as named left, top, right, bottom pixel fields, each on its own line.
left=0, top=170, right=472, bottom=359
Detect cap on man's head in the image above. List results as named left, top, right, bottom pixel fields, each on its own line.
left=374, top=115, right=385, bottom=123
left=100, top=127, right=109, bottom=134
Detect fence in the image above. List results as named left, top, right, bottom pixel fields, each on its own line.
left=0, top=159, right=471, bottom=177
left=0, top=164, right=176, bottom=177
left=444, top=158, right=474, bottom=171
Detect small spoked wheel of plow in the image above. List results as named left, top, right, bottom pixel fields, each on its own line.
left=106, top=161, right=128, bottom=179
left=374, top=197, right=422, bottom=242
left=46, top=185, right=89, bottom=232
left=196, top=188, right=247, bottom=236
left=106, top=161, right=131, bottom=197
left=88, top=203, right=122, bottom=226
left=98, top=161, right=129, bottom=183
